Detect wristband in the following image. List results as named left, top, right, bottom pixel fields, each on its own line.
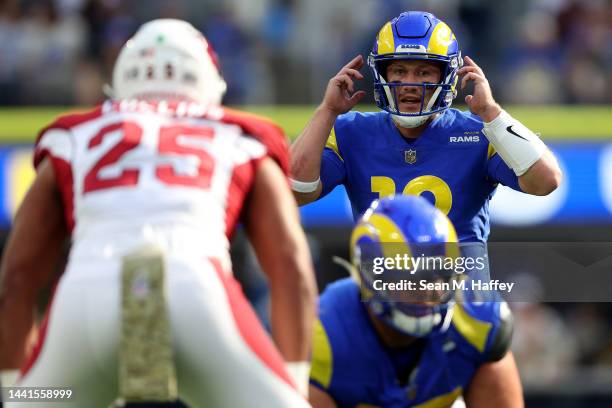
left=0, top=369, right=19, bottom=387
left=290, top=177, right=321, bottom=193
left=285, top=361, right=311, bottom=397
left=482, top=110, right=546, bottom=176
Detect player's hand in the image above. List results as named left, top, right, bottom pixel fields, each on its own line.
left=458, top=56, right=501, bottom=122
left=320, top=55, right=367, bottom=116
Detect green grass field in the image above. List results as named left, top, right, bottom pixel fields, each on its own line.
left=0, top=105, right=610, bottom=142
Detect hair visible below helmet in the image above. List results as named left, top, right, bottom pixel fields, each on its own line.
left=368, top=11, right=462, bottom=128
left=350, top=195, right=459, bottom=337
left=111, top=19, right=226, bottom=105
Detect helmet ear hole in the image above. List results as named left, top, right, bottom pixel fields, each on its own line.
left=126, top=67, right=138, bottom=80
left=377, top=60, right=391, bottom=81
left=183, top=72, right=197, bottom=84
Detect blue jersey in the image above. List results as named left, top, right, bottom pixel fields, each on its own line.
left=320, top=109, right=521, bottom=242
left=310, top=278, right=512, bottom=408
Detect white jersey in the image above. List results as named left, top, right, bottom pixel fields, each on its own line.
left=34, top=100, right=288, bottom=271
left=18, top=101, right=306, bottom=407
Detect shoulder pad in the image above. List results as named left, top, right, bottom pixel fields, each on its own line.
left=310, top=318, right=334, bottom=389
left=311, top=279, right=362, bottom=388
left=452, top=300, right=513, bottom=361
left=486, top=301, right=513, bottom=362
left=34, top=106, right=103, bottom=168
left=449, top=108, right=485, bottom=129
left=36, top=106, right=104, bottom=143
left=332, top=111, right=385, bottom=148
left=220, top=108, right=290, bottom=175
left=334, top=110, right=376, bottom=130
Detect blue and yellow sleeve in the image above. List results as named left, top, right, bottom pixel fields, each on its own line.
left=452, top=300, right=514, bottom=363
left=320, top=128, right=346, bottom=198
left=485, top=144, right=522, bottom=192
left=309, top=318, right=334, bottom=391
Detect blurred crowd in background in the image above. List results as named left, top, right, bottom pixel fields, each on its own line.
left=0, top=0, right=610, bottom=106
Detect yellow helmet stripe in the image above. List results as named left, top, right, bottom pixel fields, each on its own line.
left=427, top=22, right=454, bottom=56
left=377, top=22, right=395, bottom=54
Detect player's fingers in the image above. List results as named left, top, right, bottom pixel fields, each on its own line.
left=465, top=94, right=473, bottom=105
left=342, top=54, right=364, bottom=71
left=339, top=68, right=364, bottom=80
left=334, top=74, right=355, bottom=93
left=461, top=72, right=478, bottom=90
left=464, top=56, right=484, bottom=75
left=349, top=90, right=366, bottom=105
left=457, top=65, right=480, bottom=76
left=464, top=55, right=478, bottom=67
left=461, top=73, right=469, bottom=89
left=462, top=72, right=487, bottom=90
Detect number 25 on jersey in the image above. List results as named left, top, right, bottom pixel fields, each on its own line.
left=84, top=121, right=215, bottom=193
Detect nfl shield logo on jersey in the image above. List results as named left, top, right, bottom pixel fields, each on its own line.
left=405, top=149, right=417, bottom=164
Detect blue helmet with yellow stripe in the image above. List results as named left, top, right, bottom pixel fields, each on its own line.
left=368, top=11, right=462, bottom=128
left=350, top=195, right=460, bottom=337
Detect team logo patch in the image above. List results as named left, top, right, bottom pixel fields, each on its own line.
left=405, top=149, right=417, bottom=164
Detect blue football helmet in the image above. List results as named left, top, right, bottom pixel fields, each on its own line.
left=368, top=11, right=462, bottom=128
left=350, top=195, right=460, bottom=337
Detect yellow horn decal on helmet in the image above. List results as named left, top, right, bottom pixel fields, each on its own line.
left=427, top=22, right=454, bottom=56
left=350, top=214, right=413, bottom=291
left=349, top=223, right=378, bottom=285
left=350, top=214, right=413, bottom=270
left=377, top=22, right=395, bottom=54
left=350, top=224, right=376, bottom=253
left=367, top=214, right=413, bottom=260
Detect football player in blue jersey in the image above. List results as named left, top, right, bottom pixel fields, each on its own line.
left=291, top=11, right=562, bottom=242
left=309, top=195, right=522, bottom=407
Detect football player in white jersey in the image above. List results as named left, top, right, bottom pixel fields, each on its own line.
left=0, top=19, right=316, bottom=407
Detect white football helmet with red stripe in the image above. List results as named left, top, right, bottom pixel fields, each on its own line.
left=111, top=19, right=226, bottom=105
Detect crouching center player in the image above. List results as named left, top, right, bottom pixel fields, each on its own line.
left=309, top=195, right=523, bottom=408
